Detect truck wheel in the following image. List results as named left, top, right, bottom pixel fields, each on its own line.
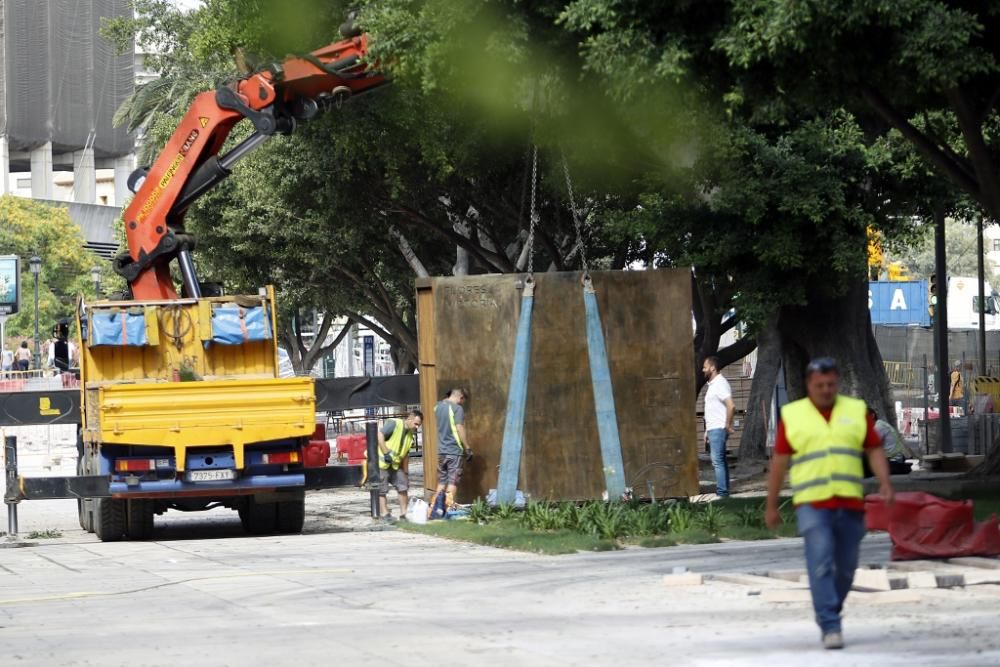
left=76, top=431, right=95, bottom=532
left=276, top=499, right=305, bottom=534
left=78, top=499, right=95, bottom=533
left=240, top=498, right=277, bottom=534
left=76, top=454, right=94, bottom=532
left=125, top=499, right=155, bottom=540
left=94, top=498, right=126, bottom=542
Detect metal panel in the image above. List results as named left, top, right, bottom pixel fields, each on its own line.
left=314, top=375, right=420, bottom=412
left=0, top=375, right=420, bottom=427
left=416, top=269, right=699, bottom=502
left=17, top=475, right=109, bottom=500
left=303, top=464, right=364, bottom=489
left=0, top=389, right=80, bottom=426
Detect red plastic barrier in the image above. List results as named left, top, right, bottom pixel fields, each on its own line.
left=336, top=434, right=368, bottom=464
left=302, top=440, right=331, bottom=468
left=865, top=492, right=1000, bottom=560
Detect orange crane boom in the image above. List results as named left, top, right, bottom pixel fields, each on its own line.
left=117, top=28, right=386, bottom=300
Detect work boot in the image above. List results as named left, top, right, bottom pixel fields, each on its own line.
left=822, top=632, right=844, bottom=650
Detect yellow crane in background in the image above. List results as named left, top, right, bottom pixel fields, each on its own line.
left=867, top=226, right=911, bottom=281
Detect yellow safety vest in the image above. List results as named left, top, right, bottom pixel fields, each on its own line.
left=380, top=418, right=414, bottom=470
left=781, top=395, right=867, bottom=505
left=448, top=404, right=464, bottom=452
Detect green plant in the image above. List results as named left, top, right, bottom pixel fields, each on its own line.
left=735, top=504, right=765, bottom=529
left=468, top=498, right=492, bottom=524
left=696, top=503, right=725, bottom=535
left=521, top=501, right=564, bottom=531
left=559, top=503, right=581, bottom=531
left=494, top=503, right=517, bottom=520
left=588, top=502, right=628, bottom=540
left=627, top=505, right=655, bottom=536
left=27, top=529, right=62, bottom=539
left=666, top=503, right=693, bottom=533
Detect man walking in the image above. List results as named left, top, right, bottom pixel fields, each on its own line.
left=431, top=388, right=468, bottom=518
left=377, top=409, right=422, bottom=520
left=765, top=357, right=895, bottom=650
left=702, top=356, right=735, bottom=498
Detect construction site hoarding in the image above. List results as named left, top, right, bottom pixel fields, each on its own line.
left=1, top=0, right=134, bottom=156
left=416, top=269, right=699, bottom=502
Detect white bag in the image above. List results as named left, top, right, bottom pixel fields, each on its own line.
left=407, top=498, right=429, bottom=524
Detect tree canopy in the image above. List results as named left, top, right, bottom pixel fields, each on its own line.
left=104, top=0, right=1000, bottom=461
left=0, top=196, right=104, bottom=343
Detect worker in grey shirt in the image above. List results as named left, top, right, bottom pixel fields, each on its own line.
left=431, top=387, right=469, bottom=517
left=868, top=407, right=911, bottom=475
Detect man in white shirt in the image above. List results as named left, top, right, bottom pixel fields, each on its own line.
left=703, top=356, right=735, bottom=497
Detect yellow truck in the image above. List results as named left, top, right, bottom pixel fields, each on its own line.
left=75, top=288, right=328, bottom=540
left=65, top=23, right=389, bottom=540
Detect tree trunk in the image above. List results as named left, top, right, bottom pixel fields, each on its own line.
left=391, top=344, right=418, bottom=374
left=778, top=279, right=891, bottom=419
left=739, top=314, right=781, bottom=461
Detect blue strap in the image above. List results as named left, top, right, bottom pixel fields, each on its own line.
left=496, top=280, right=535, bottom=504
left=583, top=277, right=626, bottom=499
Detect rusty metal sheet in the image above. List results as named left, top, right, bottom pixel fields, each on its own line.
left=416, top=269, right=698, bottom=501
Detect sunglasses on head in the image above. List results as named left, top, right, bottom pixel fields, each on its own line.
left=806, top=357, right=839, bottom=375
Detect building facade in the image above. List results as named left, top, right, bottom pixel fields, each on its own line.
left=0, top=0, right=135, bottom=207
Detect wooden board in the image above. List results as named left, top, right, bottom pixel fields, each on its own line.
left=415, top=269, right=698, bottom=501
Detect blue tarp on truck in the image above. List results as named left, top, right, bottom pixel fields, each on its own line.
left=869, top=280, right=930, bottom=327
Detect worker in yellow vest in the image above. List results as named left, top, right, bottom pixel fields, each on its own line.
left=377, top=409, right=423, bottom=520
left=765, top=357, right=895, bottom=651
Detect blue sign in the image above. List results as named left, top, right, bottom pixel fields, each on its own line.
left=0, top=255, right=19, bottom=316
left=363, top=335, right=375, bottom=376
left=868, top=280, right=929, bottom=326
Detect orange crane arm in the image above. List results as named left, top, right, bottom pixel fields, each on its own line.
left=117, top=30, right=386, bottom=300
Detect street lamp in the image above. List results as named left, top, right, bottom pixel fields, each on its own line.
left=29, top=255, right=40, bottom=371
left=90, top=265, right=102, bottom=298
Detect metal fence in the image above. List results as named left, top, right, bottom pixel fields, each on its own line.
left=875, top=325, right=1000, bottom=455
left=0, top=369, right=80, bottom=392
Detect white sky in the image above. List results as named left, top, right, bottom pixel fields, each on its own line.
left=171, top=0, right=203, bottom=10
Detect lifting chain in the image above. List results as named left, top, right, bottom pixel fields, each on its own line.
left=526, top=145, right=539, bottom=279
left=561, top=150, right=590, bottom=278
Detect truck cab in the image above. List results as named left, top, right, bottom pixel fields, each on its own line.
left=947, top=276, right=1000, bottom=330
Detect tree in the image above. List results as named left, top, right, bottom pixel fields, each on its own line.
left=111, top=0, right=626, bottom=375
left=712, top=0, right=1000, bottom=467
left=892, top=218, right=1000, bottom=283
left=0, top=196, right=104, bottom=345
left=715, top=0, right=1000, bottom=221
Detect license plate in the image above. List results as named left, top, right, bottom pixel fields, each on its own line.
left=186, top=469, right=236, bottom=482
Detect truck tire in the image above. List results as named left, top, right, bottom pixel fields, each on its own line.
left=76, top=431, right=94, bottom=532
left=94, top=498, right=126, bottom=542
left=125, top=499, right=155, bottom=540
left=276, top=499, right=305, bottom=534
left=76, top=458, right=94, bottom=532
left=240, top=498, right=277, bottom=534
left=78, top=498, right=95, bottom=532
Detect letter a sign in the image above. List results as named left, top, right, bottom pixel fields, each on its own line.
left=890, top=288, right=907, bottom=310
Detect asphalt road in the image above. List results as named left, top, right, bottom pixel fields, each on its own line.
left=1, top=503, right=999, bottom=667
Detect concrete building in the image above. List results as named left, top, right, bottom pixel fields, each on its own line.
left=1, top=1, right=135, bottom=208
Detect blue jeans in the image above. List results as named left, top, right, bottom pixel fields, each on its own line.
left=706, top=428, right=730, bottom=497
left=795, top=505, right=867, bottom=634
